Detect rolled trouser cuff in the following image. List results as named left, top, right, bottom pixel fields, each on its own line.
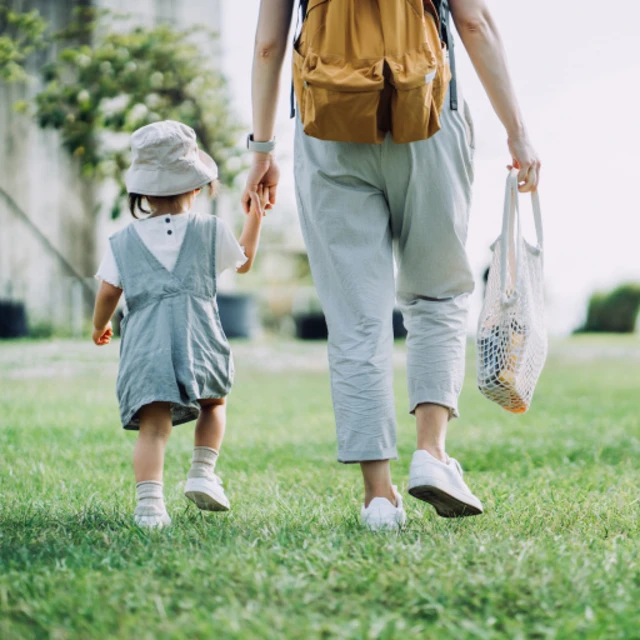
left=409, top=389, right=460, bottom=420
left=337, top=445, right=399, bottom=464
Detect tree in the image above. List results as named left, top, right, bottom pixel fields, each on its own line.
left=0, top=6, right=47, bottom=83
left=19, top=8, right=245, bottom=218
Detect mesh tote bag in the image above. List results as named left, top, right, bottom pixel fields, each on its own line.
left=477, top=169, right=547, bottom=413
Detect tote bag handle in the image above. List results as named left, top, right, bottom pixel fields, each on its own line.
left=499, top=169, right=544, bottom=305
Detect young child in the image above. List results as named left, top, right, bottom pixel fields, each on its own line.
left=92, top=120, right=265, bottom=527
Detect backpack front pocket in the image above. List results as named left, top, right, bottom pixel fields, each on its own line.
left=296, top=51, right=385, bottom=143
left=388, top=46, right=442, bottom=143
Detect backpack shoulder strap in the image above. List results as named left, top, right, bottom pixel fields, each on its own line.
left=290, top=0, right=310, bottom=118
left=299, top=0, right=310, bottom=22
left=434, top=0, right=458, bottom=110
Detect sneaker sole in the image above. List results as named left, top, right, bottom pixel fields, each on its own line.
left=362, top=519, right=405, bottom=531
left=184, top=479, right=230, bottom=512
left=408, top=479, right=483, bottom=518
left=184, top=490, right=229, bottom=511
left=361, top=512, right=407, bottom=532
left=134, top=515, right=172, bottom=528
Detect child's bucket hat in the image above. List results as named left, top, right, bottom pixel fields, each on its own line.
left=125, top=120, right=218, bottom=197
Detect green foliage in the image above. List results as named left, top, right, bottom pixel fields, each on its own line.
left=0, top=6, right=47, bottom=82
left=29, top=8, right=245, bottom=218
left=27, top=319, right=54, bottom=339
left=1, top=337, right=640, bottom=638
left=579, top=283, right=640, bottom=333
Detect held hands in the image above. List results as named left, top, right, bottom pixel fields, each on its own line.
left=92, top=321, right=113, bottom=346
left=241, top=153, right=279, bottom=217
left=507, top=131, right=541, bottom=193
left=248, top=184, right=271, bottom=221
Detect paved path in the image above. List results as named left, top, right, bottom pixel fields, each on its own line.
left=1, top=335, right=639, bottom=379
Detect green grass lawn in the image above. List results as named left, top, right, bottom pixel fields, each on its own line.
left=0, top=336, right=639, bottom=639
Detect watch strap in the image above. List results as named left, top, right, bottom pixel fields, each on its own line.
left=247, top=134, right=276, bottom=153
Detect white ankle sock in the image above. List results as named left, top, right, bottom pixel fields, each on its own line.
left=187, top=446, right=219, bottom=479
left=135, top=480, right=166, bottom=514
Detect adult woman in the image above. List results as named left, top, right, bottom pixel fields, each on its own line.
left=242, top=0, right=541, bottom=529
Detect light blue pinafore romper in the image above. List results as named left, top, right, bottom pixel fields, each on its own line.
left=109, top=214, right=233, bottom=429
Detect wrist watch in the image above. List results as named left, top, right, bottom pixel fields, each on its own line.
left=246, top=134, right=276, bottom=153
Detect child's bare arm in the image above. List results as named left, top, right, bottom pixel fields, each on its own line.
left=237, top=186, right=267, bottom=274
left=92, top=281, right=122, bottom=345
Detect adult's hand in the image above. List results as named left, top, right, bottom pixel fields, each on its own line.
left=507, top=132, right=541, bottom=193
left=241, top=153, right=280, bottom=216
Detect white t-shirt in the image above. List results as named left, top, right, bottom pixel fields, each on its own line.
left=95, top=212, right=247, bottom=288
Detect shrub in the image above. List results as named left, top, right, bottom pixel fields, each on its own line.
left=578, top=283, right=640, bottom=333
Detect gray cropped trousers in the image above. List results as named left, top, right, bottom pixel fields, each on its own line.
left=293, top=90, right=476, bottom=463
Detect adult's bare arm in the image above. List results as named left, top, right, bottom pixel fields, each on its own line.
left=241, top=0, right=295, bottom=215
left=450, top=0, right=541, bottom=192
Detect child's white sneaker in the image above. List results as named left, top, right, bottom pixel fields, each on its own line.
left=360, top=486, right=406, bottom=531
left=408, top=449, right=483, bottom=518
left=184, top=474, right=230, bottom=511
left=134, top=503, right=172, bottom=528
left=134, top=480, right=171, bottom=528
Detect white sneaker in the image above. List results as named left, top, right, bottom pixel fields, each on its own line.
left=408, top=450, right=483, bottom=518
left=134, top=503, right=172, bottom=528
left=360, top=486, right=407, bottom=531
left=184, top=474, right=230, bottom=511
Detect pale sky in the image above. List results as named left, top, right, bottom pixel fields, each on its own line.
left=221, top=1, right=640, bottom=334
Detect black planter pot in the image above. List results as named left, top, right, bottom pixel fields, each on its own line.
left=294, top=309, right=408, bottom=341
left=294, top=312, right=328, bottom=340
left=217, top=293, right=255, bottom=339
left=0, top=300, right=28, bottom=338
left=392, top=309, right=408, bottom=339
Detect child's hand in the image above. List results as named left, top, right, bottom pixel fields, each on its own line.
left=249, top=184, right=270, bottom=221
left=92, top=322, right=113, bottom=346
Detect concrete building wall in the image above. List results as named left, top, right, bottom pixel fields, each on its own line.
left=0, top=0, right=98, bottom=332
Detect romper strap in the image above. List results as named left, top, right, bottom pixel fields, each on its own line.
left=209, top=216, right=218, bottom=295
left=108, top=226, right=136, bottom=295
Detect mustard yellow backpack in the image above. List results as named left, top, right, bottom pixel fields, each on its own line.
left=291, top=0, right=458, bottom=144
